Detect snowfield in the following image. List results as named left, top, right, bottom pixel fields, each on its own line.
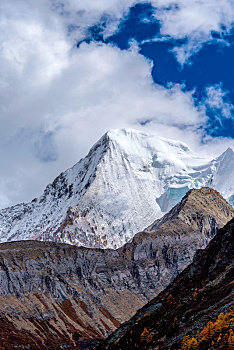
left=0, top=128, right=233, bottom=249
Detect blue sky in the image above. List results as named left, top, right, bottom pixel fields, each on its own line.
left=0, top=0, right=233, bottom=208
left=81, top=2, right=234, bottom=138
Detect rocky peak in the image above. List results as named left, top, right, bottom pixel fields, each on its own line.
left=101, top=217, right=234, bottom=349
left=0, top=189, right=233, bottom=349
left=146, top=187, right=232, bottom=232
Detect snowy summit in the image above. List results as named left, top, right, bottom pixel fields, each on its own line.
left=0, top=128, right=233, bottom=249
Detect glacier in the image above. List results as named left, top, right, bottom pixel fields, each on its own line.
left=0, top=128, right=233, bottom=249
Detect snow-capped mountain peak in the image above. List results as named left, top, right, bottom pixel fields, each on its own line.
left=0, top=128, right=233, bottom=249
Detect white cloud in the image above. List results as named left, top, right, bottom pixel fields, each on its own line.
left=0, top=1, right=233, bottom=208
left=139, top=1, right=234, bottom=64
left=3, top=1, right=232, bottom=65
left=148, top=0, right=234, bottom=64
left=205, top=84, right=233, bottom=118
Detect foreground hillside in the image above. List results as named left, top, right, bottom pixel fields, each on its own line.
left=0, top=129, right=233, bottom=249
left=101, top=218, right=234, bottom=350
left=0, top=188, right=233, bottom=349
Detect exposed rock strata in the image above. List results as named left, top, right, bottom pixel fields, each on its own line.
left=101, top=217, right=234, bottom=349
left=0, top=189, right=233, bottom=349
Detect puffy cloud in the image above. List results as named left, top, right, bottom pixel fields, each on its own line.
left=0, top=1, right=233, bottom=208
left=147, top=0, right=234, bottom=64
left=128, top=1, right=234, bottom=64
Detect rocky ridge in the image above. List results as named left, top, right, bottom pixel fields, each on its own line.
left=0, top=129, right=233, bottom=249
left=0, top=188, right=233, bottom=349
left=101, top=217, right=234, bottom=350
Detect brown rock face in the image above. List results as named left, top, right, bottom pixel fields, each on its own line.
left=101, top=217, right=234, bottom=350
left=0, top=188, right=233, bottom=349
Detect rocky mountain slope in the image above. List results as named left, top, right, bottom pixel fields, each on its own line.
left=101, top=217, right=234, bottom=350
left=0, top=129, right=233, bottom=249
left=0, top=189, right=233, bottom=349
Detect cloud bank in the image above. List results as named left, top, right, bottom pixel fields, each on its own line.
left=0, top=0, right=233, bottom=208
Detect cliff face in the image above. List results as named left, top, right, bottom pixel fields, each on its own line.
left=101, top=217, right=234, bottom=350
left=0, top=189, right=233, bottom=349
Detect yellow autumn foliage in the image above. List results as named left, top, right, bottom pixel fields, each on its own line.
left=140, top=327, right=153, bottom=343
left=182, top=309, right=234, bottom=350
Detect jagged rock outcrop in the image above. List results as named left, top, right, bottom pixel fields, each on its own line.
left=101, top=217, right=234, bottom=350
left=0, top=129, right=233, bottom=249
left=0, top=189, right=233, bottom=349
